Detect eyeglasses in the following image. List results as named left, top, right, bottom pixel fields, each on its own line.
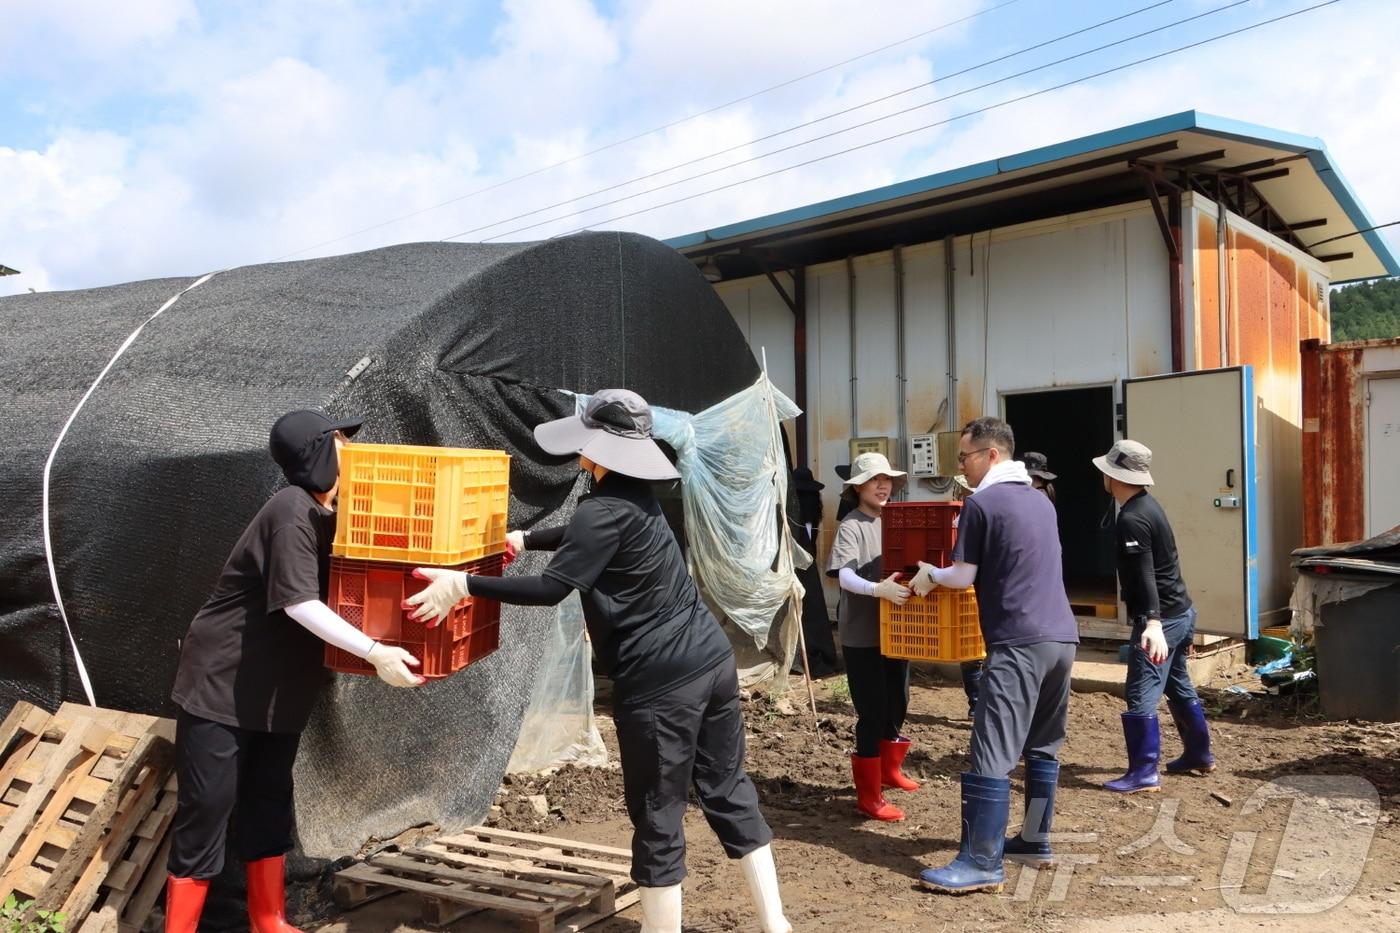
left=957, top=446, right=993, bottom=466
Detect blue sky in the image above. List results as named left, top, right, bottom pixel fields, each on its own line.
left=3, top=0, right=1398, bottom=293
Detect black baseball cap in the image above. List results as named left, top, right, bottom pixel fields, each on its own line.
left=269, top=409, right=363, bottom=493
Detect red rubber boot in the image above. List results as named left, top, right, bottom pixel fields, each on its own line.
left=880, top=737, right=921, bottom=792
left=852, top=754, right=905, bottom=821
left=247, top=855, right=304, bottom=933
left=165, top=876, right=210, bottom=933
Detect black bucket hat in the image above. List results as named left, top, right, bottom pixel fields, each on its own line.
left=792, top=467, right=824, bottom=492
left=269, top=409, right=363, bottom=493
left=1022, top=451, right=1057, bottom=482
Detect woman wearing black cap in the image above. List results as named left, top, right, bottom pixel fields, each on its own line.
left=165, top=410, right=423, bottom=933
left=407, top=389, right=791, bottom=933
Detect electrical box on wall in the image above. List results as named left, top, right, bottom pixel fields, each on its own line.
left=849, top=437, right=891, bottom=462
left=909, top=434, right=939, bottom=477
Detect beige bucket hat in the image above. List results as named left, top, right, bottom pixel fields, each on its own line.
left=1093, top=439, right=1155, bottom=486
left=842, top=451, right=907, bottom=493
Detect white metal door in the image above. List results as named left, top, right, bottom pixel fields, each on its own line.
left=1366, top=376, right=1400, bottom=537
left=1124, top=367, right=1258, bottom=639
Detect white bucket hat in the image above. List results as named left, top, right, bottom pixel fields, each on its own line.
left=534, top=388, right=680, bottom=481
left=842, top=451, right=907, bottom=493
left=1093, top=439, right=1155, bottom=486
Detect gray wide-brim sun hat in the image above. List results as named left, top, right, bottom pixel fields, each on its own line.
left=535, top=388, right=681, bottom=481
left=842, top=451, right=907, bottom=493
left=1093, top=439, right=1155, bottom=486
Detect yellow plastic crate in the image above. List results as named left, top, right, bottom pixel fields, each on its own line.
left=333, top=443, right=510, bottom=565
left=879, top=587, right=985, bottom=663
left=1261, top=625, right=1292, bottom=641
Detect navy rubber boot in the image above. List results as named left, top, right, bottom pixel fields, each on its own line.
left=1164, top=699, right=1216, bottom=774
left=1004, top=757, right=1059, bottom=868
left=961, top=663, right=983, bottom=720
left=919, top=773, right=1009, bottom=895
left=1104, top=713, right=1162, bottom=794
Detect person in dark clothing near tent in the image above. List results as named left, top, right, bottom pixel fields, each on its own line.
left=1094, top=440, right=1215, bottom=793
left=166, top=410, right=423, bottom=933
left=791, top=466, right=840, bottom=677
left=406, top=389, right=791, bottom=933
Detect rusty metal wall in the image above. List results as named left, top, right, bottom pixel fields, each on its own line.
left=1299, top=339, right=1400, bottom=546
left=1184, top=194, right=1332, bottom=615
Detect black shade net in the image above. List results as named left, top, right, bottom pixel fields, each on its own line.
left=0, top=232, right=759, bottom=862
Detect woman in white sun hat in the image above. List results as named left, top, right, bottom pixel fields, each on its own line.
left=406, top=389, right=791, bottom=933
left=826, top=451, right=919, bottom=822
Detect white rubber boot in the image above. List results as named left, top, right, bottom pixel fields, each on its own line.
left=740, top=844, right=792, bottom=933
left=638, top=883, right=682, bottom=933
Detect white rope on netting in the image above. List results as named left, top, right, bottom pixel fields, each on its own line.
left=42, top=270, right=223, bottom=706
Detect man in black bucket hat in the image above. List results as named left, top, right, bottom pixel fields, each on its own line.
left=407, top=389, right=792, bottom=933
left=167, top=410, right=423, bottom=933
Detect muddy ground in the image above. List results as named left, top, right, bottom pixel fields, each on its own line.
left=313, top=666, right=1400, bottom=932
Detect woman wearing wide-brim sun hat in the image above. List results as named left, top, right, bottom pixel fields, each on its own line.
left=405, top=389, right=791, bottom=933
left=825, top=451, right=924, bottom=821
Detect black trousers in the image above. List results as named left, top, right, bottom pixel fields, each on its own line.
left=843, top=645, right=909, bottom=758
left=613, top=658, right=773, bottom=887
left=168, top=711, right=301, bottom=879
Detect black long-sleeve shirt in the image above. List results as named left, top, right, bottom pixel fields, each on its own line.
left=464, top=473, right=731, bottom=702
left=463, top=525, right=571, bottom=605
left=1115, top=490, right=1192, bottom=622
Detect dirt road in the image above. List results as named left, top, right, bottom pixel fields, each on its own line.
left=315, top=669, right=1399, bottom=932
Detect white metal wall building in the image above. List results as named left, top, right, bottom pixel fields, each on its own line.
left=670, top=111, right=1398, bottom=641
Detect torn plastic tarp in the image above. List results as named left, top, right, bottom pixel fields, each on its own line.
left=506, top=590, right=607, bottom=773
left=574, top=375, right=807, bottom=690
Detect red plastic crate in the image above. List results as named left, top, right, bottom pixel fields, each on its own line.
left=882, top=501, right=962, bottom=577
left=323, top=553, right=504, bottom=680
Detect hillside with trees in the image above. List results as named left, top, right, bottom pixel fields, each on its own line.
left=1330, top=277, right=1400, bottom=341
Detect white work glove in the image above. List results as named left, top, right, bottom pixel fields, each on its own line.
left=871, top=574, right=911, bottom=606
left=366, top=643, right=424, bottom=687
left=1140, top=619, right=1169, bottom=665
left=506, top=530, right=526, bottom=553
left=405, top=568, right=471, bottom=625
left=910, top=562, right=937, bottom=597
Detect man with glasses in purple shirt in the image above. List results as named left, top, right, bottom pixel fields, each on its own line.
left=909, top=417, right=1080, bottom=894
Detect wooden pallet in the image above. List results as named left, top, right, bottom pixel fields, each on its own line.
left=0, top=702, right=176, bottom=933
left=335, top=827, right=637, bottom=933
left=78, top=773, right=179, bottom=933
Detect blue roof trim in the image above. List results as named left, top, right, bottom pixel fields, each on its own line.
left=1306, top=148, right=1400, bottom=279
left=664, top=110, right=1399, bottom=280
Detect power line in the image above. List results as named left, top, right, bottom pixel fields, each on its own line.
left=483, top=0, right=1340, bottom=243
left=1307, top=220, right=1400, bottom=248
left=458, top=0, right=1252, bottom=243
left=265, top=0, right=1023, bottom=262
left=438, top=0, right=1184, bottom=243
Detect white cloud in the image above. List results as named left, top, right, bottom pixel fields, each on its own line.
left=1, top=0, right=1397, bottom=297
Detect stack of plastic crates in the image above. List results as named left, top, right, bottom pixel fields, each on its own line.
left=881, top=501, right=961, bottom=577
left=879, top=500, right=984, bottom=662
left=880, top=588, right=985, bottom=663
left=325, top=443, right=511, bottom=680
